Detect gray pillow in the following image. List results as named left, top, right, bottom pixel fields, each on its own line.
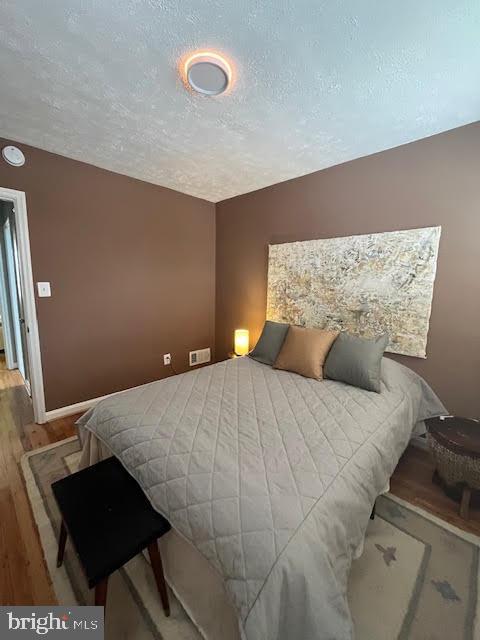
left=249, top=321, right=290, bottom=366
left=324, top=332, right=388, bottom=392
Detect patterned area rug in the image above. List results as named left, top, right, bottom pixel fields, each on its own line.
left=22, top=437, right=480, bottom=640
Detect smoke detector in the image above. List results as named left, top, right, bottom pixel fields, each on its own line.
left=2, top=145, right=25, bottom=167
left=184, top=52, right=232, bottom=96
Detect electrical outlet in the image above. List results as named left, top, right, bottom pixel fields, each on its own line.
left=163, top=353, right=171, bottom=366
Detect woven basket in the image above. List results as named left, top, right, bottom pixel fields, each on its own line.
left=428, top=434, right=480, bottom=489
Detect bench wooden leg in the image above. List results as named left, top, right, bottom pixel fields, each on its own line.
left=56, top=521, right=68, bottom=568
left=148, top=541, right=170, bottom=617
left=95, top=577, right=109, bottom=608
left=460, top=486, right=472, bottom=520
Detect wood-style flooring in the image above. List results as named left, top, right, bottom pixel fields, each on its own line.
left=0, top=354, right=478, bottom=606
left=390, top=443, right=480, bottom=536
left=0, top=356, right=81, bottom=605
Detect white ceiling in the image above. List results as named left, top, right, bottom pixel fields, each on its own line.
left=1, top=1, right=479, bottom=202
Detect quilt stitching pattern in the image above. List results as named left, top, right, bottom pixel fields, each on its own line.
left=80, top=356, right=437, bottom=624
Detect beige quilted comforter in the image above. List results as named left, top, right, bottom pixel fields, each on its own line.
left=78, top=356, right=445, bottom=640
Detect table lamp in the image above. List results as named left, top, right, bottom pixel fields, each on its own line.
left=234, top=329, right=249, bottom=356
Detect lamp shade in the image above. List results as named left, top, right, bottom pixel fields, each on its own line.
left=234, top=329, right=249, bottom=356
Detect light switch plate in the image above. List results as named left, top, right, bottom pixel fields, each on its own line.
left=37, top=282, right=51, bottom=297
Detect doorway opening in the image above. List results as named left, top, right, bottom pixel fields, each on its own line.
left=0, top=200, right=31, bottom=394
left=0, top=188, right=46, bottom=423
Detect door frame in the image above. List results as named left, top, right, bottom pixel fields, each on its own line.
left=0, top=186, right=46, bottom=423
left=4, top=216, right=29, bottom=390
left=0, top=239, right=18, bottom=369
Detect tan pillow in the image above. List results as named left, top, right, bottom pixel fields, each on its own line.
left=274, top=326, right=339, bottom=380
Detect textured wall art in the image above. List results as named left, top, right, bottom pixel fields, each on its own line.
left=267, top=227, right=441, bottom=357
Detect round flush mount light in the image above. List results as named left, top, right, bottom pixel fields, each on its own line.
left=183, top=51, right=232, bottom=96
left=2, top=145, right=26, bottom=167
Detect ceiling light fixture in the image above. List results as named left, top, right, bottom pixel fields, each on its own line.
left=183, top=51, right=233, bottom=96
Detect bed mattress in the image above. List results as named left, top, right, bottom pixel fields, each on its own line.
left=77, top=356, right=445, bottom=640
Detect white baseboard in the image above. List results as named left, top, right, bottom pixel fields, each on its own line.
left=45, top=394, right=112, bottom=421
left=45, top=384, right=143, bottom=422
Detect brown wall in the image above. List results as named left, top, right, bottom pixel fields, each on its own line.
left=0, top=138, right=216, bottom=411
left=2, top=124, right=478, bottom=417
left=216, top=123, right=480, bottom=418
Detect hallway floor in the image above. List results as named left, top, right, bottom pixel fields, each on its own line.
left=0, top=355, right=80, bottom=604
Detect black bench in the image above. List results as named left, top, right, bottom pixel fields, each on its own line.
left=52, top=456, right=171, bottom=614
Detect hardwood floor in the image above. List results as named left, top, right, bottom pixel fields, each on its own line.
left=0, top=354, right=478, bottom=606
left=390, top=443, right=480, bottom=536
left=0, top=356, right=78, bottom=606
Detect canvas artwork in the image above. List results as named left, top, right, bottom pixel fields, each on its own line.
left=266, top=227, right=441, bottom=358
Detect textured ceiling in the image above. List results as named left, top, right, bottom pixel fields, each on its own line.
left=0, top=1, right=479, bottom=202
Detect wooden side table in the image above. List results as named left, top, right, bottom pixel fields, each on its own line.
left=426, top=416, right=480, bottom=519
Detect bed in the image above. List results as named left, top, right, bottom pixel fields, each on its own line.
left=77, top=355, right=445, bottom=640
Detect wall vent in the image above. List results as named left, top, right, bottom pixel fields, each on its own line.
left=189, top=347, right=211, bottom=367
